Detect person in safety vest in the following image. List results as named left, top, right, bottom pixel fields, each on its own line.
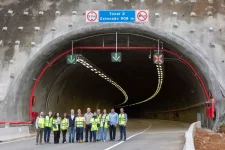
left=96, top=109, right=101, bottom=141
left=76, top=109, right=85, bottom=143
left=90, top=112, right=99, bottom=143
left=118, top=108, right=128, bottom=141
left=44, top=111, right=53, bottom=144
left=61, top=113, right=69, bottom=144
left=56, top=113, right=61, bottom=142
left=35, top=112, right=45, bottom=145
left=52, top=113, right=59, bottom=144
left=99, top=109, right=110, bottom=142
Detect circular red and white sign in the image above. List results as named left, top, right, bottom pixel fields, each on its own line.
left=87, top=11, right=97, bottom=22
left=137, top=11, right=148, bottom=21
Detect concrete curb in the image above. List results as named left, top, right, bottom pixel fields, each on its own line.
left=0, top=126, right=30, bottom=141
left=183, top=121, right=201, bottom=150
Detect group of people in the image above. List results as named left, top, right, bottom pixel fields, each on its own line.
left=35, top=107, right=128, bottom=145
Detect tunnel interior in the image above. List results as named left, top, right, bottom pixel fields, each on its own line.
left=26, top=32, right=207, bottom=123
left=0, top=27, right=211, bottom=124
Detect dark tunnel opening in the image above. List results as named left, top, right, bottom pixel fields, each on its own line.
left=31, top=33, right=207, bottom=123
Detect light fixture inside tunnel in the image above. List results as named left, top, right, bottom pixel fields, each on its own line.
left=116, top=64, right=164, bottom=108
left=76, top=54, right=129, bottom=105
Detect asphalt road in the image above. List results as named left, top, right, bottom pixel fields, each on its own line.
left=0, top=119, right=189, bottom=150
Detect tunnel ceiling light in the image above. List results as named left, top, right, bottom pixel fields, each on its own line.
left=117, top=64, right=164, bottom=108
left=77, top=54, right=129, bottom=106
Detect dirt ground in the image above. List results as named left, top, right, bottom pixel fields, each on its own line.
left=194, top=128, right=225, bottom=150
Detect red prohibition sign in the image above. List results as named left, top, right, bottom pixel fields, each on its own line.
left=87, top=11, right=97, bottom=22
left=137, top=11, right=148, bottom=21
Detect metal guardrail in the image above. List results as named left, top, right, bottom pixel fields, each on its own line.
left=0, top=121, right=31, bottom=125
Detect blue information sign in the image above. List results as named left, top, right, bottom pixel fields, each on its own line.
left=99, top=10, right=135, bottom=23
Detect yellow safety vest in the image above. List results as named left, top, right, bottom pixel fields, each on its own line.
left=44, top=116, right=53, bottom=128
left=61, top=118, right=68, bottom=130
left=119, top=113, right=126, bottom=125
left=75, top=116, right=85, bottom=127
left=38, top=117, right=45, bottom=128
left=52, top=119, right=59, bottom=131
left=100, top=115, right=110, bottom=128
left=97, top=113, right=101, bottom=120
left=90, top=117, right=99, bottom=131
left=97, top=114, right=101, bottom=128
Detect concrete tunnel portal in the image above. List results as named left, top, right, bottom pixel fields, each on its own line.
left=1, top=25, right=220, bottom=129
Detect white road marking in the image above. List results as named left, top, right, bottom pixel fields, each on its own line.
left=0, top=137, right=35, bottom=145
left=104, top=123, right=152, bottom=150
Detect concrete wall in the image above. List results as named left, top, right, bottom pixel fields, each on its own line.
left=0, top=126, right=30, bottom=141
left=142, top=107, right=209, bottom=127
left=183, top=121, right=201, bottom=150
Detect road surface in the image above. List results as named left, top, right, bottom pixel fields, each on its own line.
left=0, top=119, right=189, bottom=150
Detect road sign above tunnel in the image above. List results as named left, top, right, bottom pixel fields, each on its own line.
left=111, top=52, right=122, bottom=62
left=86, top=10, right=99, bottom=22
left=99, top=10, right=135, bottom=23
left=67, top=54, right=77, bottom=64
left=153, top=53, right=164, bottom=64
left=86, top=10, right=149, bottom=23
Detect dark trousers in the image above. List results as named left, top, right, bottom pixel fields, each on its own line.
left=109, top=125, right=116, bottom=140
left=85, top=124, right=92, bottom=142
left=92, top=131, right=97, bottom=142
left=119, top=125, right=126, bottom=140
left=62, top=130, right=67, bottom=143
left=54, top=125, right=60, bottom=144
left=36, top=128, right=44, bottom=144
left=68, top=127, right=75, bottom=142
left=76, top=127, right=84, bottom=141
left=44, top=127, right=51, bottom=143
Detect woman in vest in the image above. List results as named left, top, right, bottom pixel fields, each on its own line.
left=90, top=112, right=99, bottom=143
left=52, top=113, right=59, bottom=144
left=56, top=113, right=61, bottom=143
left=75, top=110, right=85, bottom=143
left=61, top=113, right=68, bottom=144
left=100, top=109, right=110, bottom=142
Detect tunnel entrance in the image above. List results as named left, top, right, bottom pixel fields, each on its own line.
left=1, top=24, right=220, bottom=129
left=30, top=45, right=208, bottom=122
